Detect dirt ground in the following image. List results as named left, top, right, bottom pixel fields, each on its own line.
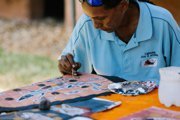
left=0, top=18, right=67, bottom=91
left=0, top=18, right=69, bottom=60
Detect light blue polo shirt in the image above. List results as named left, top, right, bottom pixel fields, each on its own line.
left=59, top=1, right=180, bottom=84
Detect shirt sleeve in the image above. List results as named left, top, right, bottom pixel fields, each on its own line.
left=164, top=18, right=180, bottom=66
left=170, top=24, right=180, bottom=66
left=58, top=14, right=93, bottom=73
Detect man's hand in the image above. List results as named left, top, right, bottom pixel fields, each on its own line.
left=58, top=53, right=81, bottom=75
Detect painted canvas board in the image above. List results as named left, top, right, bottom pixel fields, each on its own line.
left=0, top=73, right=113, bottom=112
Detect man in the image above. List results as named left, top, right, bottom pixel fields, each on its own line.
left=58, top=0, right=180, bottom=84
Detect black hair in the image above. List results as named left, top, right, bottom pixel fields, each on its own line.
left=102, top=0, right=121, bottom=9
left=102, top=0, right=154, bottom=9
left=139, top=0, right=154, bottom=4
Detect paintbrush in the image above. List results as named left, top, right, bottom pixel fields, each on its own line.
left=72, top=50, right=79, bottom=78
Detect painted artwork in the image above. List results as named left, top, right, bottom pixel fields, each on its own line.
left=0, top=97, right=121, bottom=120
left=120, top=106, right=180, bottom=120
left=108, top=81, right=156, bottom=96
left=0, top=73, right=113, bottom=112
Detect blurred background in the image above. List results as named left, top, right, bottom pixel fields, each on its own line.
left=0, top=0, right=179, bottom=92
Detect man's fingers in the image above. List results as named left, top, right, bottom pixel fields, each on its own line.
left=61, top=55, right=72, bottom=69
left=58, top=53, right=81, bottom=75
left=66, top=53, right=76, bottom=66
left=58, top=55, right=72, bottom=74
left=58, top=61, right=72, bottom=74
left=60, top=69, right=72, bottom=75
left=74, top=62, right=81, bottom=70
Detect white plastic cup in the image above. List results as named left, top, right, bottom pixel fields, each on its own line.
left=158, top=67, right=180, bottom=107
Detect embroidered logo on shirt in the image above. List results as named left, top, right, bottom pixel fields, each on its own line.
left=141, top=51, right=158, bottom=58
left=142, top=58, right=158, bottom=67
left=141, top=51, right=158, bottom=67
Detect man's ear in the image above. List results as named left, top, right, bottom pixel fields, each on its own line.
left=116, top=0, right=129, bottom=14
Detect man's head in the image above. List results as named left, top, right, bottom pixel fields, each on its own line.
left=79, top=0, right=122, bottom=9
left=79, top=0, right=130, bottom=32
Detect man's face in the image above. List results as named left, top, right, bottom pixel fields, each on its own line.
left=82, top=1, right=127, bottom=32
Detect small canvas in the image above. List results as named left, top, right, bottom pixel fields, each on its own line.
left=0, top=97, right=121, bottom=120
left=120, top=106, right=180, bottom=120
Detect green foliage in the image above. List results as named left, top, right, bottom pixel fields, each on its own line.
left=0, top=49, right=60, bottom=90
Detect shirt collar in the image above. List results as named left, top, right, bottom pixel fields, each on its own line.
left=100, top=2, right=153, bottom=42
left=100, top=31, right=116, bottom=41
left=135, top=1, right=153, bottom=42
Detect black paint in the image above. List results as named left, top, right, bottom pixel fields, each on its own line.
left=13, top=88, right=21, bottom=92
left=69, top=79, right=77, bottom=82
left=81, top=86, right=89, bottom=88
left=5, top=97, right=14, bottom=101
left=38, top=84, right=46, bottom=87
left=51, top=92, right=60, bottom=95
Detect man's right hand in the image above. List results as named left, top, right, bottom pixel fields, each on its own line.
left=58, top=53, right=81, bottom=75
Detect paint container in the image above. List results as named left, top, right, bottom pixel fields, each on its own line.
left=39, top=97, right=51, bottom=110
left=159, top=67, right=180, bottom=107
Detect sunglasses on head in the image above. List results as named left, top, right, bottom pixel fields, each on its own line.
left=79, top=0, right=103, bottom=7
